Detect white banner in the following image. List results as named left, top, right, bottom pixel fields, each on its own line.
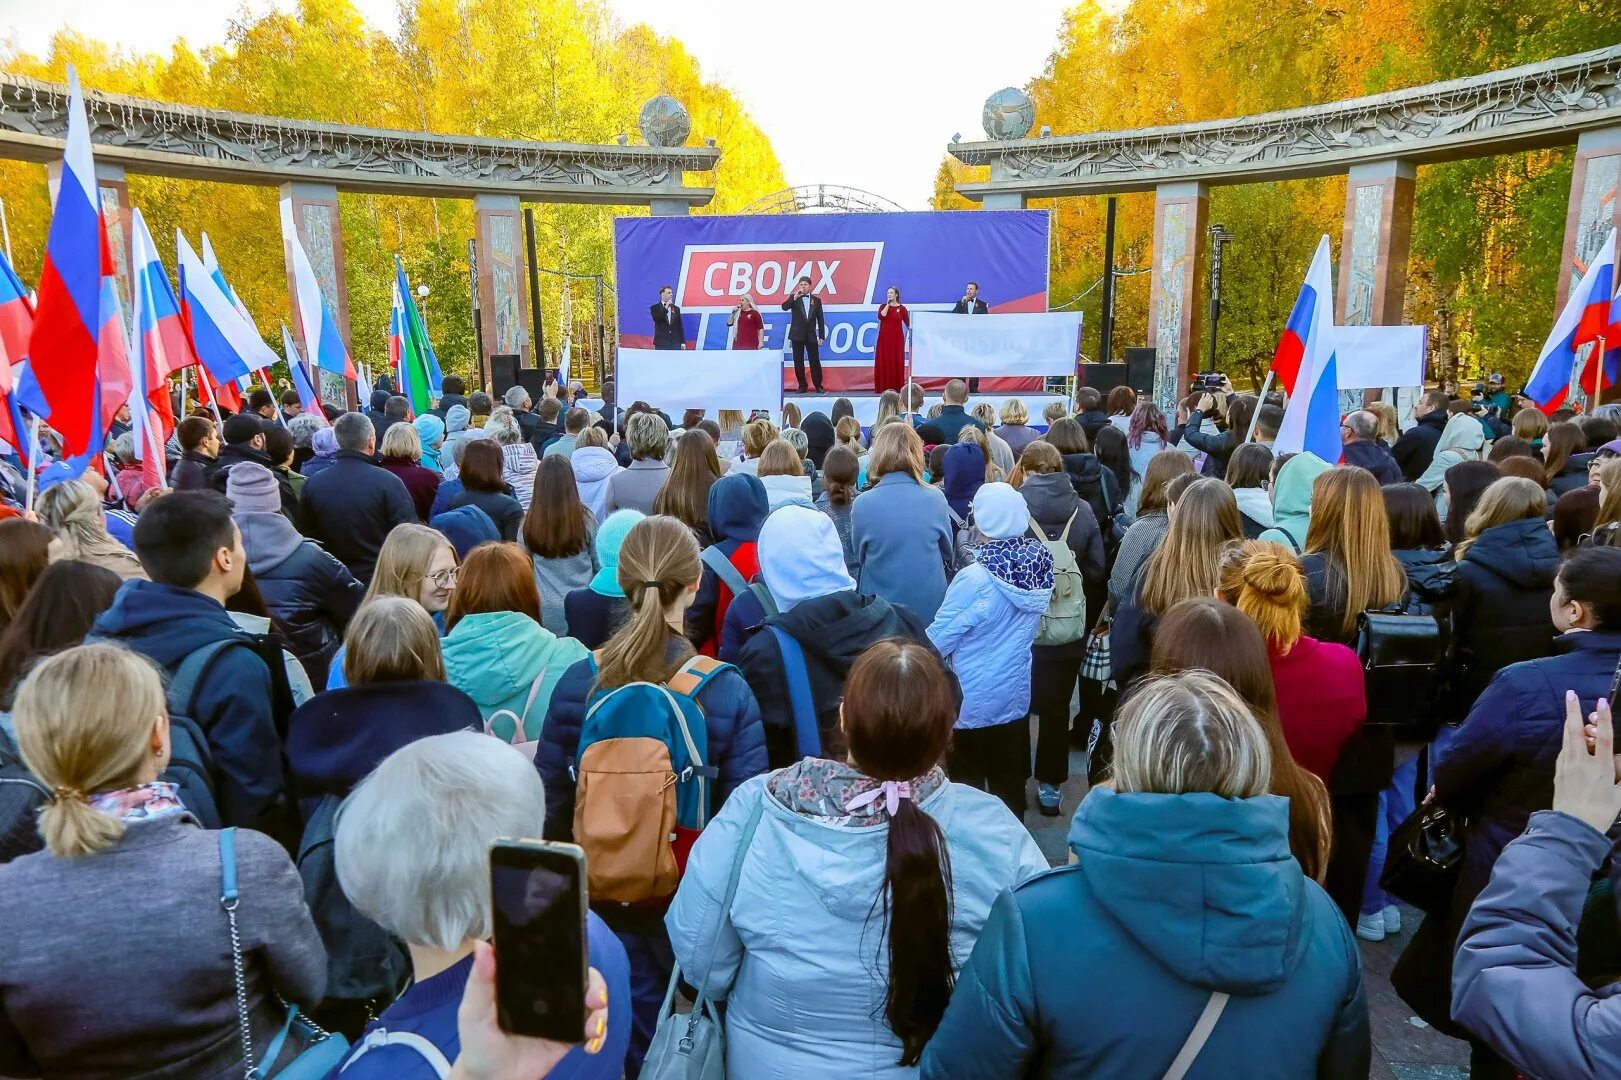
left=1335, top=325, right=1426, bottom=391
left=909, top=311, right=1082, bottom=378
left=616, top=347, right=783, bottom=414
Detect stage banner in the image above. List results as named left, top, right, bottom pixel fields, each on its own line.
left=910, top=311, right=1082, bottom=379
left=616, top=347, right=783, bottom=414
left=613, top=210, right=1050, bottom=393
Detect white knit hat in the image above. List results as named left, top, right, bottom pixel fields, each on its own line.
left=757, top=505, right=855, bottom=611
left=972, top=482, right=1028, bottom=540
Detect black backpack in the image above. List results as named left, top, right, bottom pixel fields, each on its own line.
left=0, top=720, right=47, bottom=866
left=155, top=640, right=241, bottom=830
left=1355, top=591, right=1448, bottom=741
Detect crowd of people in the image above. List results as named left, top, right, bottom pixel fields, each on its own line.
left=1, top=366, right=1620, bottom=1079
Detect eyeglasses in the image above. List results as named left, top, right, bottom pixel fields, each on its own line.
left=429, top=568, right=460, bottom=589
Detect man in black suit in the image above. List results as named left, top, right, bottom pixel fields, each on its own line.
left=650, top=285, right=685, bottom=350
left=949, top=280, right=989, bottom=392
left=780, top=275, right=827, bottom=394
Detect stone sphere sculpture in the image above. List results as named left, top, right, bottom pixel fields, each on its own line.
left=982, top=87, right=1036, bottom=141
left=639, top=95, right=691, bottom=148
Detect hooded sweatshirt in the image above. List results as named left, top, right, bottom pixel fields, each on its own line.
left=570, top=445, right=623, bottom=521
left=1416, top=412, right=1488, bottom=514
left=413, top=414, right=446, bottom=474
left=440, top=404, right=481, bottom=479
left=688, top=474, right=769, bottom=655
left=1233, top=484, right=1276, bottom=536
left=920, top=787, right=1369, bottom=1078
left=442, top=611, right=588, bottom=754
left=1258, top=452, right=1334, bottom=552
left=800, top=412, right=836, bottom=469
left=943, top=443, right=986, bottom=520
left=758, top=471, right=814, bottom=514
left=928, top=537, right=1054, bottom=729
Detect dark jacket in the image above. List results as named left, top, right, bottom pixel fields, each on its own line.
left=801, top=412, right=836, bottom=469
left=379, top=458, right=441, bottom=522
left=1393, top=411, right=1447, bottom=482
left=1299, top=553, right=1356, bottom=647
left=1448, top=517, right=1560, bottom=720
left=430, top=392, right=468, bottom=420
left=299, top=450, right=418, bottom=584
left=1059, top=452, right=1122, bottom=537
left=170, top=448, right=218, bottom=492
left=922, top=788, right=1370, bottom=1079
left=449, top=486, right=525, bottom=543
left=689, top=474, right=769, bottom=650
left=212, top=444, right=301, bottom=528
left=242, top=521, right=365, bottom=691
left=1548, top=459, right=1590, bottom=497
left=1076, top=408, right=1110, bottom=445
left=1340, top=440, right=1404, bottom=485
left=1180, top=409, right=1244, bottom=478
left=736, top=590, right=935, bottom=767
left=1435, top=630, right=1621, bottom=901
left=528, top=418, right=560, bottom=456
left=1021, top=471, right=1107, bottom=629
left=563, top=588, right=629, bottom=650
left=537, top=642, right=766, bottom=839
left=429, top=476, right=464, bottom=519
left=931, top=404, right=984, bottom=447
left=514, top=408, right=545, bottom=450
left=89, top=580, right=291, bottom=840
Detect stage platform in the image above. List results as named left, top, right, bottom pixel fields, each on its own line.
left=776, top=392, right=1069, bottom=426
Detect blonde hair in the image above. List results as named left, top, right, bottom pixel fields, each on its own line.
left=1512, top=408, right=1550, bottom=443
left=835, top=415, right=865, bottom=451
left=781, top=402, right=803, bottom=430
left=625, top=411, right=669, bottom=460
left=344, top=596, right=446, bottom=684
left=742, top=418, right=778, bottom=458
left=1140, top=479, right=1243, bottom=616
left=1303, top=468, right=1407, bottom=634
left=37, top=479, right=119, bottom=561
left=1458, top=477, right=1550, bottom=558
left=1368, top=402, right=1400, bottom=445
left=874, top=391, right=901, bottom=430
left=1219, top=540, right=1308, bottom=651
left=1112, top=671, right=1272, bottom=798
left=868, top=422, right=924, bottom=483
left=971, top=403, right=998, bottom=429
left=758, top=439, right=804, bottom=477
left=718, top=409, right=746, bottom=435
left=381, top=422, right=421, bottom=462
left=14, top=643, right=166, bottom=858
left=1596, top=457, right=1621, bottom=531
left=575, top=426, right=609, bottom=449
left=999, top=398, right=1029, bottom=426
left=366, top=523, right=455, bottom=605
left=1042, top=401, right=1070, bottom=425
left=598, top=515, right=700, bottom=689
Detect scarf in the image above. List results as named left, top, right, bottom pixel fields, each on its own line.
left=87, top=781, right=186, bottom=824
left=767, top=757, right=947, bottom=827
left=973, top=536, right=1054, bottom=591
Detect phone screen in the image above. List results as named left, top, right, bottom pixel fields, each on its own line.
left=490, top=839, right=587, bottom=1041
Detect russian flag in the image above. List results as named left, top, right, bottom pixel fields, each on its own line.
left=177, top=230, right=263, bottom=411
left=0, top=247, right=35, bottom=449
left=129, top=209, right=187, bottom=442
left=1273, top=235, right=1343, bottom=465
left=280, top=204, right=355, bottom=382
left=1529, top=227, right=1616, bottom=415
left=282, top=322, right=327, bottom=424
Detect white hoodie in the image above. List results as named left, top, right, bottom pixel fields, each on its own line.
left=570, top=446, right=623, bottom=521
left=1233, top=486, right=1275, bottom=530
left=759, top=472, right=814, bottom=514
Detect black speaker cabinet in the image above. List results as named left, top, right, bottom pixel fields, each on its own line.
left=1079, top=363, right=1130, bottom=395
left=1124, top=347, right=1156, bottom=396
left=489, top=354, right=521, bottom=398
left=516, top=368, right=549, bottom=400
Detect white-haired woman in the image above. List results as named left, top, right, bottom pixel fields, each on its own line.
left=487, top=406, right=540, bottom=512
left=923, top=671, right=1370, bottom=1077
left=35, top=478, right=147, bottom=580
left=0, top=643, right=325, bottom=1077
left=605, top=411, right=672, bottom=515
left=331, top=730, right=630, bottom=1078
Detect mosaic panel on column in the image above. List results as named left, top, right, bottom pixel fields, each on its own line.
left=1153, top=202, right=1187, bottom=412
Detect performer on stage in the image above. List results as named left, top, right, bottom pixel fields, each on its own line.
left=781, top=275, right=827, bottom=394
left=727, top=293, right=764, bottom=350
left=950, top=281, right=988, bottom=392
left=651, top=285, right=686, bottom=350
left=873, top=286, right=909, bottom=393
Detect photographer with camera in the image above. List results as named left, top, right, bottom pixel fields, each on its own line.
left=1179, top=373, right=1255, bottom=479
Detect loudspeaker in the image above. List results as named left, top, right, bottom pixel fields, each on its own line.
left=489, top=354, right=521, bottom=398
left=1079, top=363, right=1130, bottom=395
left=1124, top=347, right=1156, bottom=396
left=516, top=368, right=549, bottom=400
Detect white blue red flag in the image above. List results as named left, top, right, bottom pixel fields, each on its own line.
left=0, top=247, right=34, bottom=450
left=1273, top=235, right=1342, bottom=465
left=1528, top=228, right=1617, bottom=415
left=282, top=322, right=327, bottom=424
left=129, top=209, right=186, bottom=442
left=281, top=204, right=355, bottom=382
left=177, top=230, right=263, bottom=409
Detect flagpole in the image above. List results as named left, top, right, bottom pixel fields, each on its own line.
left=23, top=415, right=39, bottom=513
left=1245, top=371, right=1275, bottom=443
left=195, top=363, right=224, bottom=426
left=1596, top=334, right=1607, bottom=413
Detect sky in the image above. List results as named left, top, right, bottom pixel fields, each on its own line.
left=0, top=0, right=1080, bottom=209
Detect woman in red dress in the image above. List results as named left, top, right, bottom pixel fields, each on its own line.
left=873, top=285, right=909, bottom=393
left=728, top=294, right=764, bottom=349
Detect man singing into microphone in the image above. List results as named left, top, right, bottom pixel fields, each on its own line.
left=651, top=285, right=686, bottom=350
left=781, top=275, right=827, bottom=394
left=949, top=281, right=988, bottom=393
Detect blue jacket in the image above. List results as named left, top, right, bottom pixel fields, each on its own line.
left=930, top=405, right=985, bottom=447
left=927, top=545, right=1052, bottom=730
left=1340, top=440, right=1404, bottom=485
left=667, top=770, right=1046, bottom=1079
left=428, top=477, right=464, bottom=519
left=1435, top=629, right=1621, bottom=900
left=850, top=473, right=955, bottom=624
left=89, top=580, right=289, bottom=839
left=333, top=914, right=631, bottom=1080
left=536, top=646, right=767, bottom=840
left=921, top=788, right=1370, bottom=1079
left=688, top=473, right=768, bottom=650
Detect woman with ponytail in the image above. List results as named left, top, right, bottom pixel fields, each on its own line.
left=0, top=643, right=324, bottom=1077
left=667, top=639, right=1045, bottom=1077
left=539, top=514, right=766, bottom=1073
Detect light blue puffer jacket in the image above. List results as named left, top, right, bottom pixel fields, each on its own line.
left=666, top=770, right=1047, bottom=1080
left=441, top=610, right=587, bottom=752
left=927, top=545, right=1053, bottom=730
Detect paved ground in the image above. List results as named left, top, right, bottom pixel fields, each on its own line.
left=1021, top=734, right=1470, bottom=1079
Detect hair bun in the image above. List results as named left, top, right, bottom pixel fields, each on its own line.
left=1241, top=549, right=1304, bottom=604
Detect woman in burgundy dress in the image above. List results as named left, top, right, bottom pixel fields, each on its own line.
left=728, top=294, right=764, bottom=349
left=873, top=285, right=909, bottom=393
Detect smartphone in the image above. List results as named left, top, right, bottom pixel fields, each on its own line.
left=489, top=839, right=588, bottom=1041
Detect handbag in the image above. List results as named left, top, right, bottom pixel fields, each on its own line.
left=1355, top=596, right=1446, bottom=738
left=642, top=796, right=767, bottom=1080
left=218, top=828, right=350, bottom=1079
left=1080, top=605, right=1114, bottom=685
left=1378, top=803, right=1463, bottom=917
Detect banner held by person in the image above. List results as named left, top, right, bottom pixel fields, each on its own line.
left=909, top=310, right=1082, bottom=379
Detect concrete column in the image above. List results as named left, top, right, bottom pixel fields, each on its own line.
left=474, top=194, right=530, bottom=391
left=278, top=181, right=354, bottom=408
left=48, top=160, right=133, bottom=319
left=1558, top=127, right=1621, bottom=408
left=1337, top=159, right=1416, bottom=408
left=1147, top=181, right=1208, bottom=410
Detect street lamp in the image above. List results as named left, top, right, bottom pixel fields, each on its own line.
left=1207, top=224, right=1235, bottom=374
left=417, top=283, right=431, bottom=332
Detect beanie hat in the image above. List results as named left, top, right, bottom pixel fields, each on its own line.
left=589, top=509, right=647, bottom=596
left=758, top=506, right=855, bottom=611
left=414, top=413, right=446, bottom=448
left=225, top=461, right=281, bottom=514
left=972, top=482, right=1028, bottom=540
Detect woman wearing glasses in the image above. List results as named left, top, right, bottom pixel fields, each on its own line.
left=323, top=524, right=460, bottom=690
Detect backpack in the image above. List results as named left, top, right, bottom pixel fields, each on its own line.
left=769, top=626, right=822, bottom=759
left=297, top=793, right=412, bottom=1012
left=1355, top=590, right=1447, bottom=741
left=339, top=1027, right=452, bottom=1077
left=159, top=639, right=241, bottom=830
left=0, top=719, right=48, bottom=866
left=1029, top=513, right=1089, bottom=646
left=700, top=545, right=778, bottom=617
left=572, top=654, right=727, bottom=905
left=485, top=663, right=550, bottom=762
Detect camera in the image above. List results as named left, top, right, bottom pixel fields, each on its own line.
left=1193, top=371, right=1225, bottom=392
